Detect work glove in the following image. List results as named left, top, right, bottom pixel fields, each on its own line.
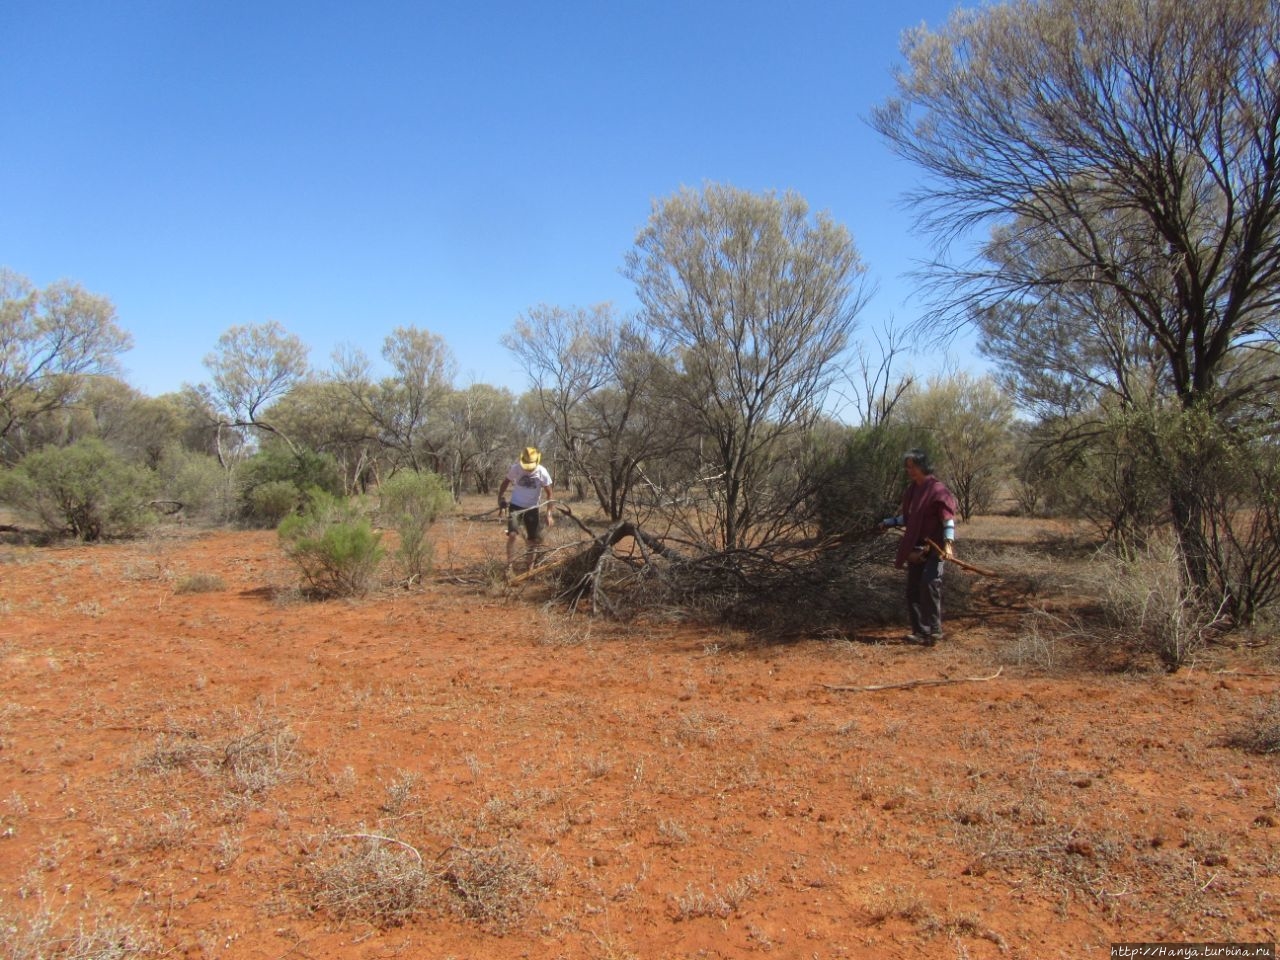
left=943, top=539, right=955, bottom=558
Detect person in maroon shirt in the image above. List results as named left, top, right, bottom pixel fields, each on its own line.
left=879, top=449, right=958, bottom=646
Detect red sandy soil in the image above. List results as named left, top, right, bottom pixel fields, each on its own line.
left=1, top=499, right=1278, bottom=959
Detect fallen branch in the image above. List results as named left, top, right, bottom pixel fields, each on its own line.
left=823, top=666, right=1004, bottom=693
left=507, top=520, right=685, bottom=587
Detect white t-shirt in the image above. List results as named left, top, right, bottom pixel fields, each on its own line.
left=506, top=463, right=553, bottom=509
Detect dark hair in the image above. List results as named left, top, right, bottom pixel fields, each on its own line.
left=904, top=448, right=934, bottom=474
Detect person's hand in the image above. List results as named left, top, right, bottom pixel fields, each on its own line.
left=546, top=510, right=555, bottom=527
left=907, top=548, right=924, bottom=564
left=498, top=497, right=508, bottom=510
left=943, top=540, right=955, bottom=559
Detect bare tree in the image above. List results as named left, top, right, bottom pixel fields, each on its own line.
left=333, top=326, right=456, bottom=474
left=439, top=383, right=518, bottom=496
left=503, top=304, right=677, bottom=520
left=0, top=269, right=132, bottom=464
left=623, top=183, right=869, bottom=551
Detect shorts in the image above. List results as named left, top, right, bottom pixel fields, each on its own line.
left=507, top=505, right=544, bottom=541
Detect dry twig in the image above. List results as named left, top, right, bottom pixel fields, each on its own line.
left=823, top=666, right=1004, bottom=693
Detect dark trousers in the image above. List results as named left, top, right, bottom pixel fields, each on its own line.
left=906, top=554, right=945, bottom=637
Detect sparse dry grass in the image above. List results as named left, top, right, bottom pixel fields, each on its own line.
left=1, top=506, right=1277, bottom=958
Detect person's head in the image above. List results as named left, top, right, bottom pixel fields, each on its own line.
left=519, top=446, right=541, bottom=472
left=904, top=448, right=933, bottom=481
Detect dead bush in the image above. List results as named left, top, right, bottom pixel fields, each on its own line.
left=305, top=832, right=430, bottom=928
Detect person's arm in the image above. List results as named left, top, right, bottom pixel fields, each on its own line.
left=544, top=484, right=555, bottom=525
left=940, top=501, right=956, bottom=557
left=497, top=478, right=510, bottom=509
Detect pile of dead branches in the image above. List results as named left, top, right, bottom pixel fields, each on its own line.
left=511, top=507, right=897, bottom=628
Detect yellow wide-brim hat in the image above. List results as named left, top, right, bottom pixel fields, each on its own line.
left=519, top=446, right=541, bottom=470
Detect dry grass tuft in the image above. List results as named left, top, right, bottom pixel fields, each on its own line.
left=173, top=572, right=226, bottom=594
left=1, top=896, right=156, bottom=959
left=1224, top=698, right=1280, bottom=755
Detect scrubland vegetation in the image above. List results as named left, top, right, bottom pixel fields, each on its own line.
left=4, top=0, right=1280, bottom=953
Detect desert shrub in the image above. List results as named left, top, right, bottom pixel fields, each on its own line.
left=808, top=421, right=915, bottom=537
left=436, top=841, right=545, bottom=928
left=278, top=491, right=384, bottom=597
left=378, top=469, right=453, bottom=582
left=155, top=446, right=232, bottom=523
left=307, top=833, right=431, bottom=928
left=1, top=898, right=155, bottom=959
left=174, top=572, right=226, bottom=594
left=1095, top=537, right=1227, bottom=672
left=239, top=444, right=342, bottom=527
left=1224, top=698, right=1280, bottom=756
left=249, top=480, right=301, bottom=526
left=0, top=438, right=157, bottom=540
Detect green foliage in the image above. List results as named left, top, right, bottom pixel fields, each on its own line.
left=378, top=469, right=453, bottom=582
left=0, top=438, right=157, bottom=540
left=239, top=444, right=342, bottom=526
left=156, top=446, right=232, bottom=523
left=250, top=480, right=302, bottom=526
left=278, top=491, right=384, bottom=597
left=1019, top=409, right=1166, bottom=547
left=808, top=422, right=915, bottom=537
left=897, top=373, right=1016, bottom=518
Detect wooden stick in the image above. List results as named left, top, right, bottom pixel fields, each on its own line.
left=505, top=545, right=592, bottom=586
left=922, top=538, right=1002, bottom=578
left=822, top=666, right=1003, bottom=693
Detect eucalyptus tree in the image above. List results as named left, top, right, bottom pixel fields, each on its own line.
left=0, top=269, right=132, bottom=464
left=874, top=0, right=1280, bottom=609
left=623, top=183, right=868, bottom=551
left=439, top=383, right=518, bottom=496
left=201, top=320, right=309, bottom=461
left=333, top=325, right=456, bottom=474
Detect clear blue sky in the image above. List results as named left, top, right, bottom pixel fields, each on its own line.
left=3, top=0, right=976, bottom=401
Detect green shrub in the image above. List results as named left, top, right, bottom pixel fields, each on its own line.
left=240, top=444, right=342, bottom=527
left=279, top=491, right=384, bottom=597
left=250, top=480, right=302, bottom=526
left=156, top=446, right=233, bottom=523
left=808, top=422, right=915, bottom=537
left=0, top=438, right=157, bottom=540
left=378, top=469, right=453, bottom=582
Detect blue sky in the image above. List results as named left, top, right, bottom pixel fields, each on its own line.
left=3, top=0, right=977, bottom=403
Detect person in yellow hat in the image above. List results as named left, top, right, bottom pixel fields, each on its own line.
left=497, top=446, right=555, bottom=570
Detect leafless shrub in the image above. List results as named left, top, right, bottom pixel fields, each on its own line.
left=306, top=832, right=431, bottom=928
left=1001, top=607, right=1071, bottom=670
left=1, top=897, right=156, bottom=959
left=133, top=807, right=194, bottom=853
left=671, top=872, right=765, bottom=921
left=219, top=715, right=304, bottom=793
left=380, top=771, right=420, bottom=815
left=134, top=709, right=305, bottom=794
left=436, top=841, right=545, bottom=927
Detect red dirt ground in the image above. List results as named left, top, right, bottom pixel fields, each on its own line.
left=2, top=499, right=1278, bottom=959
